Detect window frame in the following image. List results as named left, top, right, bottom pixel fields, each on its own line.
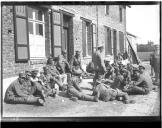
left=14, top=6, right=30, bottom=62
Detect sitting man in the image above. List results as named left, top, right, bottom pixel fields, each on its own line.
left=56, top=50, right=71, bottom=85
left=92, top=79, right=134, bottom=104
left=4, top=73, right=45, bottom=106
left=123, top=65, right=153, bottom=95
left=104, top=60, right=115, bottom=80
left=67, top=74, right=98, bottom=102
left=46, top=57, right=67, bottom=91
left=70, top=50, right=86, bottom=77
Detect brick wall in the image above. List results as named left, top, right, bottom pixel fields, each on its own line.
left=2, top=5, right=126, bottom=78
left=2, top=6, right=50, bottom=79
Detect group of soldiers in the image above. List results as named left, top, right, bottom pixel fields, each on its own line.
left=4, top=44, right=154, bottom=106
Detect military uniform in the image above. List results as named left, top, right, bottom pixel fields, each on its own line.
left=92, top=50, right=106, bottom=83
left=123, top=72, right=153, bottom=95
left=105, top=61, right=115, bottom=80
left=4, top=75, right=44, bottom=105
left=67, top=74, right=97, bottom=102
left=93, top=83, right=129, bottom=103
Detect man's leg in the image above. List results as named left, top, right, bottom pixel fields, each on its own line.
left=124, top=86, right=147, bottom=95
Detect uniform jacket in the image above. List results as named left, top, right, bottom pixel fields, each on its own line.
left=92, top=50, right=106, bottom=73
left=5, top=79, right=31, bottom=99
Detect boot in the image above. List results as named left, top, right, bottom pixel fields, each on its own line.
left=26, top=96, right=44, bottom=106
left=82, top=94, right=98, bottom=102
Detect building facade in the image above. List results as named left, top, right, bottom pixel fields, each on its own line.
left=2, top=5, right=127, bottom=79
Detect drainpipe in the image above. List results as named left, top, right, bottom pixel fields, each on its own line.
left=96, top=5, right=98, bottom=47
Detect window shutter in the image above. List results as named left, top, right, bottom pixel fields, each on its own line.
left=92, top=24, right=97, bottom=53
left=14, top=6, right=29, bottom=62
left=87, top=24, right=92, bottom=56
left=108, top=28, right=112, bottom=55
left=82, top=20, right=86, bottom=57
left=119, top=31, right=124, bottom=53
left=51, top=10, right=62, bottom=58
left=105, top=27, right=108, bottom=55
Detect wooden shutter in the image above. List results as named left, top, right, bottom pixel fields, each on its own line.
left=51, top=10, right=62, bottom=58
left=14, top=6, right=29, bottom=62
left=119, top=31, right=124, bottom=53
left=92, top=24, right=96, bottom=54
left=107, top=28, right=112, bottom=55
left=82, top=20, right=86, bottom=57
left=87, top=24, right=92, bottom=56
left=105, top=27, right=108, bottom=55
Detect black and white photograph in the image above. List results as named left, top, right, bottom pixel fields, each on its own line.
left=1, top=1, right=161, bottom=121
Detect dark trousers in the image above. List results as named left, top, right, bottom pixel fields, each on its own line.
left=67, top=86, right=95, bottom=101
left=93, top=71, right=104, bottom=83
left=125, top=86, right=149, bottom=95
left=4, top=95, right=39, bottom=105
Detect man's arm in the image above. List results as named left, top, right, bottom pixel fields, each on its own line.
left=133, top=76, right=144, bottom=86
left=14, top=83, right=29, bottom=97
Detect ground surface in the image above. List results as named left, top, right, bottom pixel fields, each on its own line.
left=2, top=61, right=160, bottom=117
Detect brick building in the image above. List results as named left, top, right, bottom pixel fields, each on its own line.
left=2, top=4, right=127, bottom=80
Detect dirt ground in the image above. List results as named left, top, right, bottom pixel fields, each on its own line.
left=2, top=61, right=160, bottom=118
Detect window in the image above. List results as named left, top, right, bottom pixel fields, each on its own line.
left=119, top=31, right=124, bottom=53
left=82, top=19, right=92, bottom=57
left=105, top=27, right=112, bottom=55
left=27, top=7, right=45, bottom=59
left=14, top=6, right=29, bottom=62
left=119, top=6, right=122, bottom=22
left=105, top=5, right=109, bottom=15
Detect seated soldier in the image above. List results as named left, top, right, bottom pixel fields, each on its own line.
left=67, top=74, right=98, bottom=102
left=123, top=65, right=153, bottom=95
left=56, top=50, right=71, bottom=74
left=92, top=80, right=135, bottom=104
left=41, top=66, right=67, bottom=92
left=104, top=60, right=115, bottom=80
left=69, top=51, right=86, bottom=77
left=46, top=57, right=67, bottom=91
left=4, top=73, right=45, bottom=106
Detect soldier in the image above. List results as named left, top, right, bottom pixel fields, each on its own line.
left=46, top=58, right=67, bottom=91
left=4, top=73, right=45, bottom=106
left=69, top=50, right=86, bottom=77
left=67, top=74, right=98, bottom=102
left=123, top=65, right=153, bottom=95
left=92, top=80, right=135, bottom=104
left=56, top=50, right=71, bottom=74
left=92, top=44, right=106, bottom=85
left=104, top=60, right=115, bottom=80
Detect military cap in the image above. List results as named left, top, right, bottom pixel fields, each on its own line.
left=43, top=66, right=49, bottom=70
left=19, top=72, right=26, bottom=78
left=62, top=50, right=67, bottom=54
left=97, top=44, right=104, bottom=48
left=105, top=58, right=110, bottom=62
left=138, top=64, right=145, bottom=70
left=75, top=50, right=81, bottom=53
left=25, top=70, right=31, bottom=76
left=32, top=69, right=39, bottom=74
left=96, top=79, right=102, bottom=85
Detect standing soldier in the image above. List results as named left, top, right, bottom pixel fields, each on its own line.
left=150, top=51, right=155, bottom=76
left=92, top=44, right=106, bottom=86
left=153, top=45, right=160, bottom=84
